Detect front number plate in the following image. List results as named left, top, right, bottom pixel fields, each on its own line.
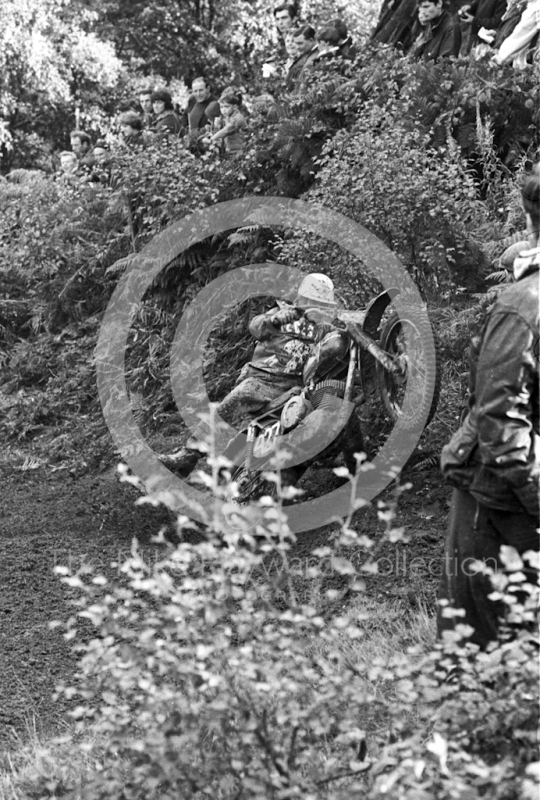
left=253, top=421, right=281, bottom=458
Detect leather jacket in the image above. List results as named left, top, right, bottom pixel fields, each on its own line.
left=412, top=9, right=462, bottom=60
left=441, top=248, right=540, bottom=517
left=248, top=307, right=347, bottom=380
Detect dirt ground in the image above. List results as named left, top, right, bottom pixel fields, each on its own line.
left=0, top=454, right=450, bottom=747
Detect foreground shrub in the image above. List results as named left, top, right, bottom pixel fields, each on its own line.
left=51, top=468, right=539, bottom=800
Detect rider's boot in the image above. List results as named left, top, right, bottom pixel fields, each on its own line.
left=157, top=447, right=200, bottom=477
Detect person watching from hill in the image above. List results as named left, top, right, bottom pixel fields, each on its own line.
left=87, top=141, right=113, bottom=188
left=263, top=2, right=301, bottom=76
left=207, top=88, right=247, bottom=157
left=458, top=0, right=508, bottom=54
left=70, top=129, right=96, bottom=182
left=119, top=111, right=148, bottom=148
left=59, top=151, right=79, bottom=175
left=183, top=77, right=221, bottom=135
left=274, top=2, right=299, bottom=36
left=317, top=19, right=358, bottom=60
left=412, top=0, right=462, bottom=59
left=150, top=90, right=182, bottom=136
left=70, top=130, right=95, bottom=167
left=437, top=164, right=540, bottom=650
left=139, top=89, right=154, bottom=127
left=57, top=151, right=80, bottom=188
left=286, top=24, right=319, bottom=91
left=284, top=29, right=303, bottom=60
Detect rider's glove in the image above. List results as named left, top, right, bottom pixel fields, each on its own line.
left=271, top=306, right=299, bottom=327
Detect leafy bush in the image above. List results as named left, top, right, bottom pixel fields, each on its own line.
left=48, top=467, right=539, bottom=800
left=1, top=48, right=539, bottom=453
left=277, top=101, right=493, bottom=301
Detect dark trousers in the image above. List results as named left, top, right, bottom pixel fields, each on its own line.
left=437, top=488, right=539, bottom=650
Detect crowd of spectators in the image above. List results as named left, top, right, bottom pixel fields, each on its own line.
left=48, top=0, right=539, bottom=188
left=373, top=0, right=539, bottom=62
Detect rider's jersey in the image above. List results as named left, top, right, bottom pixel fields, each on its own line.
left=248, top=307, right=332, bottom=378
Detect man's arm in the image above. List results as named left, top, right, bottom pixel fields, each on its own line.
left=249, top=306, right=299, bottom=341
left=475, top=309, right=539, bottom=515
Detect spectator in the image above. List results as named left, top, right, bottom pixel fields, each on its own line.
left=70, top=130, right=94, bottom=166
left=286, top=25, right=319, bottom=91
left=437, top=166, right=540, bottom=650
left=139, top=89, right=154, bottom=127
left=317, top=19, right=358, bottom=60
left=70, top=129, right=95, bottom=183
left=273, top=2, right=299, bottom=36
left=263, top=4, right=301, bottom=76
left=284, top=29, right=304, bottom=59
left=412, top=0, right=462, bottom=59
left=87, top=141, right=113, bottom=188
left=458, top=0, right=508, bottom=54
left=493, top=0, right=540, bottom=66
left=93, top=142, right=111, bottom=165
left=59, top=151, right=79, bottom=175
left=183, top=77, right=221, bottom=134
left=150, top=89, right=182, bottom=136
left=57, top=151, right=80, bottom=187
left=119, top=110, right=148, bottom=148
left=208, top=88, right=247, bottom=156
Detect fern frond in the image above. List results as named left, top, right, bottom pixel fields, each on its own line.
left=485, top=268, right=512, bottom=284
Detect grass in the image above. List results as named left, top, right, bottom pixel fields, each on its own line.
left=0, top=724, right=106, bottom=800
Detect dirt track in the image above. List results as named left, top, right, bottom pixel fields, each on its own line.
left=0, top=461, right=449, bottom=745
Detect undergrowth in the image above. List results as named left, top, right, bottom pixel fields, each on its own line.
left=1, top=463, right=536, bottom=800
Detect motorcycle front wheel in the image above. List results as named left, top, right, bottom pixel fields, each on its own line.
left=229, top=465, right=278, bottom=505
left=376, top=308, right=441, bottom=430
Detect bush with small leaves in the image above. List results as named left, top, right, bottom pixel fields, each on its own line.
left=49, top=458, right=539, bottom=800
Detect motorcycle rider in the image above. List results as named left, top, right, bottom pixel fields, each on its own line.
left=159, top=273, right=353, bottom=478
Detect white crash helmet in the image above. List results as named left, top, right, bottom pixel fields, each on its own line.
left=295, top=273, right=336, bottom=308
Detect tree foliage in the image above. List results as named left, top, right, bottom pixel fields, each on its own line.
left=0, top=0, right=124, bottom=170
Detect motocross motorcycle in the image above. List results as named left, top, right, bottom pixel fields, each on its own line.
left=226, top=289, right=441, bottom=504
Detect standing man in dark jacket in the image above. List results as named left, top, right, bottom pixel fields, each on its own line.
left=438, top=168, right=540, bottom=649
left=286, top=25, right=319, bottom=91
left=413, top=0, right=462, bottom=59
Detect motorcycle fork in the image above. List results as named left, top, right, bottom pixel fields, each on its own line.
left=244, top=425, right=256, bottom=470
left=344, top=342, right=358, bottom=403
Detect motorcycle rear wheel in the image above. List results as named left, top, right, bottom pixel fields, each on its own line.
left=376, top=308, right=440, bottom=430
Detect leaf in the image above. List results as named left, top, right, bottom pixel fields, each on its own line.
left=331, top=556, right=356, bottom=575
left=499, top=546, right=523, bottom=572
left=426, top=732, right=449, bottom=775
